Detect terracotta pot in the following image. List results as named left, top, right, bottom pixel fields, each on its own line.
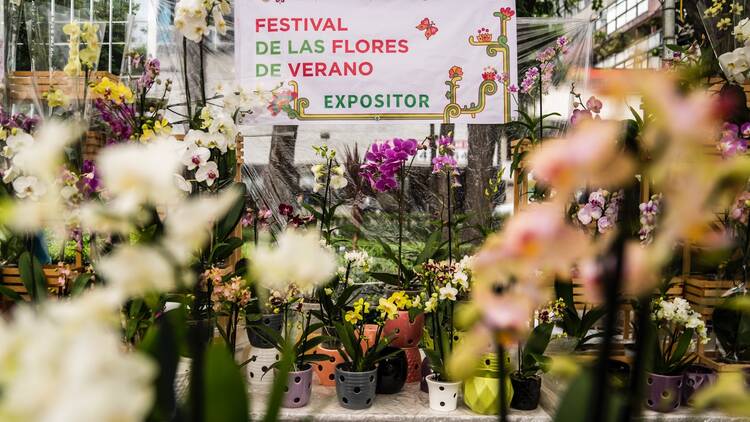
left=383, top=311, right=424, bottom=348
left=321, top=325, right=341, bottom=349
left=313, top=345, right=345, bottom=387
left=358, top=324, right=380, bottom=352
left=282, top=364, right=313, bottom=408
left=403, top=346, right=422, bottom=383
left=335, top=363, right=377, bottom=410
left=645, top=372, right=682, bottom=412
left=426, top=374, right=461, bottom=411
left=682, top=365, right=716, bottom=406
left=510, top=374, right=541, bottom=410
left=376, top=347, right=407, bottom=394
left=463, top=373, right=514, bottom=415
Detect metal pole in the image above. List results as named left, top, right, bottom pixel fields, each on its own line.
left=662, top=0, right=676, bottom=61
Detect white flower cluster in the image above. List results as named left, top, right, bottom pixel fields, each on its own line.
left=344, top=249, right=372, bottom=272
left=311, top=163, right=348, bottom=193
left=175, top=0, right=231, bottom=43
left=1, top=131, right=45, bottom=200
left=0, top=294, right=155, bottom=422
left=652, top=297, right=709, bottom=344
left=453, top=254, right=474, bottom=290
left=719, top=18, right=750, bottom=84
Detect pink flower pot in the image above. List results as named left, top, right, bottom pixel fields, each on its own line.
left=403, top=346, right=422, bottom=383
left=383, top=311, right=424, bottom=348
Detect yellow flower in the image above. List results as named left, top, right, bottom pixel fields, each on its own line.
left=352, top=297, right=370, bottom=315
left=344, top=309, right=363, bottom=325
left=62, top=22, right=81, bottom=38
left=44, top=88, right=69, bottom=108
left=718, top=18, right=732, bottom=30
left=153, top=118, right=171, bottom=136
left=377, top=298, right=398, bottom=321
left=63, top=58, right=82, bottom=77
left=92, top=78, right=134, bottom=104
left=81, top=22, right=99, bottom=44
left=140, top=125, right=155, bottom=143
left=79, top=46, right=100, bottom=69
left=388, top=291, right=411, bottom=310
left=200, top=108, right=213, bottom=129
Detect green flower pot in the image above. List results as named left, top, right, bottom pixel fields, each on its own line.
left=463, top=373, right=513, bottom=415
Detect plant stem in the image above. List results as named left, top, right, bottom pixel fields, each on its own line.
left=498, top=340, right=509, bottom=422
left=199, top=39, right=206, bottom=107
left=622, top=295, right=652, bottom=421
left=398, top=163, right=405, bottom=287
left=741, top=221, right=750, bottom=288
left=446, top=171, right=453, bottom=266
left=182, top=38, right=193, bottom=124
left=538, top=65, right=543, bottom=143
left=322, top=158, right=333, bottom=242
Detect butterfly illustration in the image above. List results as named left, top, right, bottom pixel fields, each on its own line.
left=416, top=18, right=438, bottom=40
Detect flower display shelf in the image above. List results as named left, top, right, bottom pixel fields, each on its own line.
left=683, top=277, right=736, bottom=322
left=0, top=265, right=75, bottom=302
left=697, top=351, right=750, bottom=373
left=8, top=70, right=118, bottom=103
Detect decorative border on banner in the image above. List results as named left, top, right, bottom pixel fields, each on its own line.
left=282, top=11, right=513, bottom=123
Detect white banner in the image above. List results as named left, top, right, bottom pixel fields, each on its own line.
left=235, top=0, right=518, bottom=124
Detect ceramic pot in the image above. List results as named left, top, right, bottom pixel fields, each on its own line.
left=358, top=324, right=380, bottom=352
left=246, top=313, right=283, bottom=349
left=645, top=372, right=682, bottom=412
left=463, top=373, right=514, bottom=415
left=282, top=364, right=313, bottom=408
left=510, top=374, right=541, bottom=410
left=425, top=374, right=462, bottom=411
left=383, top=311, right=424, bottom=348
left=376, top=347, right=407, bottom=394
left=335, top=363, right=378, bottom=410
left=420, top=356, right=432, bottom=392
left=403, top=346, right=422, bottom=383
left=682, top=365, right=717, bottom=406
left=246, top=347, right=280, bottom=386
left=313, top=345, right=345, bottom=387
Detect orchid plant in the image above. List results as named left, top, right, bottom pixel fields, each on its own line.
left=304, top=143, right=348, bottom=244
left=432, top=134, right=460, bottom=264
left=650, top=297, right=708, bottom=375
left=334, top=296, right=400, bottom=372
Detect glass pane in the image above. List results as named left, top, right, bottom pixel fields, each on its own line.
left=99, top=44, right=110, bottom=71
left=74, top=0, right=91, bottom=20
left=112, top=0, right=130, bottom=21
left=112, top=22, right=127, bottom=42
left=637, top=1, right=648, bottom=15
left=94, top=0, right=110, bottom=20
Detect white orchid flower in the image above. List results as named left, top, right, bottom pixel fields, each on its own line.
left=439, top=284, right=458, bottom=301
left=182, top=144, right=211, bottom=171
left=195, top=161, right=219, bottom=186
left=12, top=175, right=46, bottom=200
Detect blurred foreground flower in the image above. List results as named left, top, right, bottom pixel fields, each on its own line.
left=250, top=228, right=337, bottom=291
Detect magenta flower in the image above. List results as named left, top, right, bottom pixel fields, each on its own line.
left=586, top=96, right=603, bottom=113
left=361, top=138, right=418, bottom=192
left=570, top=109, right=593, bottom=125
left=741, top=122, right=750, bottom=138
left=432, top=155, right=458, bottom=174
left=718, top=123, right=748, bottom=158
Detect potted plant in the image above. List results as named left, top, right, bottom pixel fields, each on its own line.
left=245, top=289, right=286, bottom=349
left=421, top=259, right=468, bottom=412
left=259, top=308, right=333, bottom=408
left=208, top=270, right=253, bottom=358
left=554, top=280, right=607, bottom=350
left=646, top=297, right=709, bottom=413
left=510, top=322, right=553, bottom=411
left=381, top=290, right=425, bottom=349
left=463, top=353, right=514, bottom=415
left=332, top=297, right=400, bottom=409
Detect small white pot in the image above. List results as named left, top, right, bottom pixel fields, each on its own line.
left=426, top=374, right=462, bottom=412
left=246, top=347, right=280, bottom=386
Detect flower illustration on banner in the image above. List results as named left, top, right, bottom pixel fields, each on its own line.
left=448, top=66, right=463, bottom=79
left=477, top=27, right=493, bottom=43
left=500, top=7, right=515, bottom=18
left=416, top=18, right=439, bottom=40
left=267, top=89, right=298, bottom=116
left=482, top=66, right=498, bottom=81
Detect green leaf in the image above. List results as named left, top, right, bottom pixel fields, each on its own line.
left=70, top=273, right=94, bottom=296
left=415, top=230, right=443, bottom=265
left=216, top=184, right=247, bottom=242
left=139, top=309, right=183, bottom=422
left=368, top=272, right=401, bottom=286
left=0, top=285, right=22, bottom=301
left=553, top=369, right=624, bottom=422
left=211, top=237, right=244, bottom=262
left=204, top=343, right=249, bottom=422
left=667, top=328, right=695, bottom=367
left=263, top=341, right=294, bottom=422
left=18, top=252, right=46, bottom=302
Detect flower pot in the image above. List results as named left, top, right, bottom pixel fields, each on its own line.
left=246, top=347, right=280, bottom=386
left=420, top=356, right=432, bottom=392
left=383, top=310, right=425, bottom=348
left=335, top=363, right=378, bottom=410
left=350, top=281, right=385, bottom=307
left=645, top=372, right=682, bottom=412
left=376, top=347, right=407, bottom=394
left=358, top=324, right=380, bottom=352
left=313, top=345, right=345, bottom=387
left=282, top=364, right=313, bottom=408
left=477, top=353, right=503, bottom=375
left=606, top=359, right=631, bottom=389
left=510, top=374, right=541, bottom=410
left=425, top=374, right=462, bottom=411
left=682, top=365, right=717, bottom=406
left=246, top=313, right=283, bottom=349
left=403, top=346, right=422, bottom=383
left=463, top=373, right=514, bottom=415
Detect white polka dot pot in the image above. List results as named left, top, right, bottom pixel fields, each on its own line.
left=246, top=347, right=280, bottom=386
left=426, top=374, right=462, bottom=412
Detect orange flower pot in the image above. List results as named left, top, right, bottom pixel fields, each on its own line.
left=358, top=324, right=381, bottom=352
left=403, top=346, right=423, bottom=383
left=314, top=345, right=345, bottom=387
left=383, top=311, right=424, bottom=348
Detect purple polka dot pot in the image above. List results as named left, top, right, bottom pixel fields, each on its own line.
left=645, top=372, right=682, bottom=413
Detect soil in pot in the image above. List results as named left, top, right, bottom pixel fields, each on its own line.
left=282, top=364, right=313, bottom=408
left=376, top=347, right=407, bottom=394
left=245, top=313, right=283, bottom=349
left=335, top=363, right=378, bottom=410
left=510, top=374, right=541, bottom=411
